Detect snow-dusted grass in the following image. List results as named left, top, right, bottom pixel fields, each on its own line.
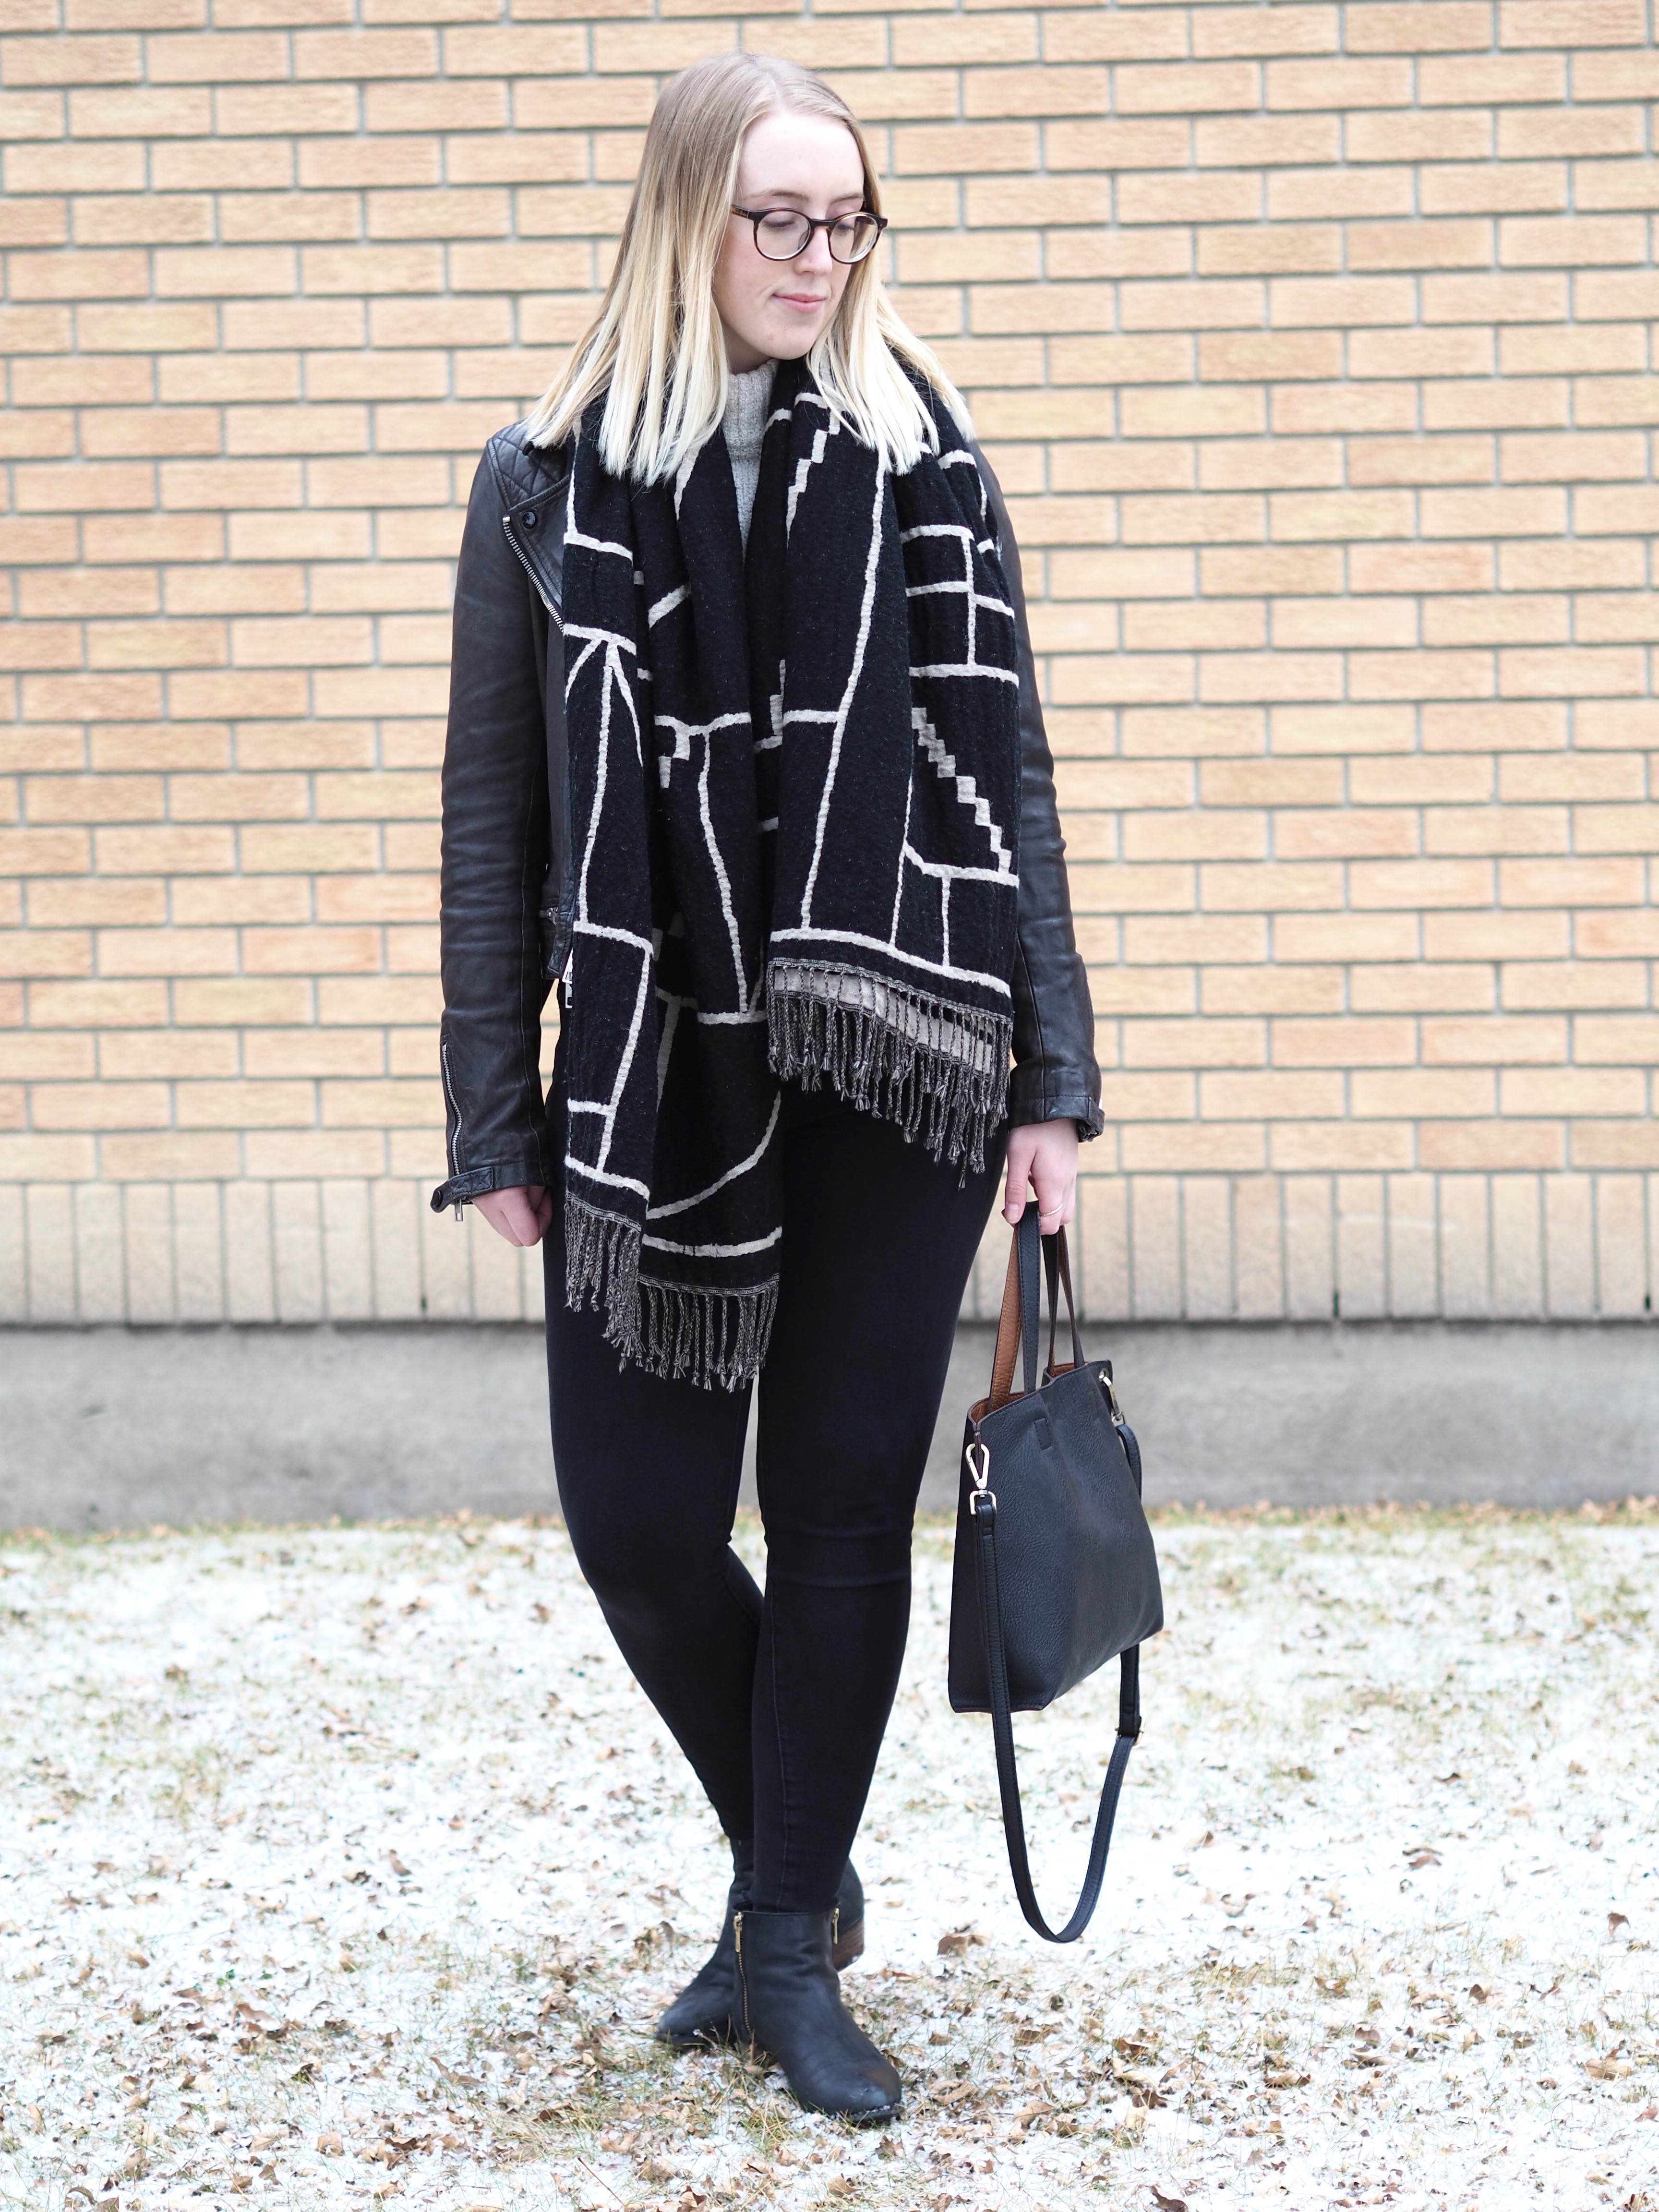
left=0, top=1504, right=1655, bottom=2212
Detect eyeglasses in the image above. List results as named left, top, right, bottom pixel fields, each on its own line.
left=730, top=204, right=888, bottom=265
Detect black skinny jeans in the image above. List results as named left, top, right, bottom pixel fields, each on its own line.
left=545, top=1074, right=1006, bottom=1914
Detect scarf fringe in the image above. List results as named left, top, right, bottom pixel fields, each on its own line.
left=564, top=1191, right=779, bottom=1393
left=767, top=961, right=1011, bottom=1174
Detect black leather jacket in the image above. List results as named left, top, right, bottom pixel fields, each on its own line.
left=433, top=419, right=1102, bottom=1213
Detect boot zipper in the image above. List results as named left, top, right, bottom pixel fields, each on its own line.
left=832, top=1905, right=840, bottom=1948
left=733, top=1911, right=749, bottom=2044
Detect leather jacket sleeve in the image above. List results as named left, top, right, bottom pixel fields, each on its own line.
left=975, top=445, right=1105, bottom=1139
left=432, top=441, right=554, bottom=1212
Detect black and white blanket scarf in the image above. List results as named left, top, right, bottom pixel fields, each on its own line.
left=558, top=357, right=1021, bottom=1390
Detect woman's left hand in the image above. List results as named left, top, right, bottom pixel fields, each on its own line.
left=1001, top=1120, right=1080, bottom=1231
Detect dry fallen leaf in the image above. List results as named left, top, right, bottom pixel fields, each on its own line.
left=1151, top=2187, right=1187, bottom=2211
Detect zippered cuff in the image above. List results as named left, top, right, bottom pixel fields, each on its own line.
left=430, top=1166, right=501, bottom=1216
left=429, top=1155, right=548, bottom=1216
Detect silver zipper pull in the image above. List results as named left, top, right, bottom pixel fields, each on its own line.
left=733, top=1911, right=743, bottom=1956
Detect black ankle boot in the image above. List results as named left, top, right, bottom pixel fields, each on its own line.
left=654, top=1848, right=865, bottom=2048
left=734, top=1907, right=901, bottom=2123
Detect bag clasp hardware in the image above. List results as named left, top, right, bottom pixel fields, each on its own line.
left=965, top=1437, right=996, bottom=1515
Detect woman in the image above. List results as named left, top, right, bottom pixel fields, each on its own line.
left=433, top=54, right=1101, bottom=2123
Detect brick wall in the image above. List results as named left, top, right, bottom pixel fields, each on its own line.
left=2, top=0, right=1656, bottom=1330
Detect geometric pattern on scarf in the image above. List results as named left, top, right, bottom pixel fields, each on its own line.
left=557, top=357, right=1021, bottom=1390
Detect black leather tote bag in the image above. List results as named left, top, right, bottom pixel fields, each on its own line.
left=948, top=1208, right=1163, bottom=1941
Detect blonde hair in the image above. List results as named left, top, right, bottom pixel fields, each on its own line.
left=525, top=53, right=967, bottom=483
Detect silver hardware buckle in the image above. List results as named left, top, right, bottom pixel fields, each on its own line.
left=966, top=1438, right=996, bottom=1515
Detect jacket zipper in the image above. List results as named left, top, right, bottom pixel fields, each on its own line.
left=439, top=1040, right=466, bottom=1219
left=502, top=514, right=562, bottom=625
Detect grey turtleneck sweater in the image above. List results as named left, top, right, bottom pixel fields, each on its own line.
left=723, top=361, right=775, bottom=551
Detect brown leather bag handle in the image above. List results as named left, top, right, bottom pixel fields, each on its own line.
left=987, top=1227, right=1024, bottom=1411
left=986, top=1214, right=1084, bottom=1413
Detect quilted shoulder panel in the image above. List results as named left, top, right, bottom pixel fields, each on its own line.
left=488, top=419, right=572, bottom=507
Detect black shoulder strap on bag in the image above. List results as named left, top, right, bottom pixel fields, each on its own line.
left=969, top=1493, right=1142, bottom=1943
left=970, top=1209, right=1142, bottom=1944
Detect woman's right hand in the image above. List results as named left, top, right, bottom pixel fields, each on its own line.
left=476, top=1184, right=553, bottom=1246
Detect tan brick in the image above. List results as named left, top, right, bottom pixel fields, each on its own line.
left=1425, top=911, right=1570, bottom=961
left=1496, top=105, right=1645, bottom=160
left=245, top=1028, right=383, bottom=1077
left=1422, top=161, right=1567, bottom=216
left=1423, top=1013, right=1566, bottom=1065
left=152, top=982, right=297, bottom=1043
left=1352, top=858, right=1497, bottom=909
left=1352, top=963, right=1494, bottom=1011
left=1266, top=167, right=1413, bottom=224
left=1421, top=700, right=1565, bottom=753
left=1354, top=544, right=1504, bottom=597
left=99, top=1032, right=239, bottom=1080
left=1568, top=1124, right=1659, bottom=1171
left=1116, top=60, right=1260, bottom=115
left=1201, top=545, right=1343, bottom=595
left=1095, top=1073, right=1196, bottom=1121
left=1351, top=1069, right=1497, bottom=1118
left=1272, top=598, right=1417, bottom=651
left=1053, top=117, right=1194, bottom=172
left=1274, top=805, right=1418, bottom=858
left=1499, top=645, right=1644, bottom=697
left=29, top=878, right=166, bottom=927
left=1421, top=485, right=1566, bottom=537
left=102, top=1134, right=242, bottom=1180
left=1195, top=113, right=1341, bottom=168
left=1090, top=966, right=1196, bottom=1018
left=1274, top=1016, right=1418, bottom=1067
left=1422, top=596, right=1569, bottom=649
left=148, top=27, right=287, bottom=79
left=1501, top=1068, right=1647, bottom=1116
left=171, top=879, right=308, bottom=927
left=3, top=31, right=141, bottom=83
left=1497, top=0, right=1646, bottom=45
left=1575, top=1013, right=1659, bottom=1066
left=33, top=1079, right=170, bottom=1132
left=1203, top=965, right=1345, bottom=1015
left=0, top=930, right=91, bottom=981
left=1123, top=1126, right=1267, bottom=1175
left=1571, top=803, right=1659, bottom=853
left=1273, top=1124, right=1417, bottom=1172
left=1420, top=52, right=1565, bottom=105
left=1274, top=708, right=1416, bottom=761
left=1202, top=1069, right=1345, bottom=1118
left=1575, top=911, right=1659, bottom=958
left=28, top=978, right=168, bottom=1028
left=1420, top=1121, right=1563, bottom=1170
